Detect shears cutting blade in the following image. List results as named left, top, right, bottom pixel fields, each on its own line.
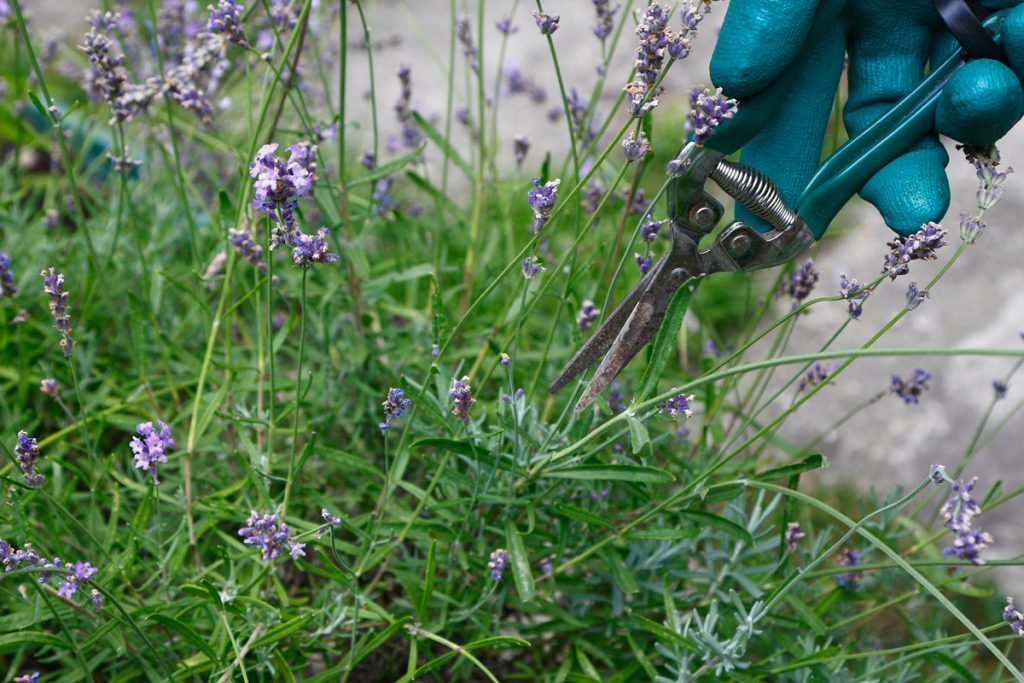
left=549, top=142, right=814, bottom=413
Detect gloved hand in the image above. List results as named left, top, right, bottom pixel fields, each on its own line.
left=709, top=0, right=1024, bottom=235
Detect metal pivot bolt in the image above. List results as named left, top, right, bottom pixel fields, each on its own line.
left=689, top=204, right=716, bottom=229
left=728, top=232, right=752, bottom=257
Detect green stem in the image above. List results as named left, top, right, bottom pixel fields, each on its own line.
left=282, top=268, right=308, bottom=519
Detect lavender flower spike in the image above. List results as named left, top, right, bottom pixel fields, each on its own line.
left=238, top=510, right=305, bottom=562
left=15, top=431, right=45, bottom=487
left=785, top=522, right=804, bottom=552
left=207, top=0, right=248, bottom=48
left=1004, top=597, right=1024, bottom=636
left=527, top=177, right=560, bottom=233
left=488, top=548, right=510, bottom=580
left=130, top=420, right=175, bottom=486
left=513, top=135, right=530, bottom=168
left=778, top=260, right=818, bottom=306
left=658, top=393, right=695, bottom=419
left=890, top=369, right=931, bottom=405
left=577, top=299, right=600, bottom=332
left=522, top=255, right=545, bottom=279
left=883, top=222, right=946, bottom=280
left=449, top=376, right=476, bottom=422
left=622, top=131, right=651, bottom=162
left=839, top=273, right=870, bottom=319
left=0, top=252, right=16, bottom=297
left=941, top=476, right=993, bottom=565
left=41, top=268, right=73, bottom=357
left=290, top=227, right=339, bottom=268
left=380, top=387, right=412, bottom=432
left=688, top=87, right=738, bottom=145
left=533, top=10, right=559, bottom=35
left=635, top=253, right=653, bottom=275
left=249, top=143, right=315, bottom=248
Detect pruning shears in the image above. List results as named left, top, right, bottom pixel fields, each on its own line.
left=550, top=0, right=1012, bottom=412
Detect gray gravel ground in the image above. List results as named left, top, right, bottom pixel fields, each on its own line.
left=32, top=1, right=1024, bottom=581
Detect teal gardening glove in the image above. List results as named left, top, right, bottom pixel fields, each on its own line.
left=709, top=0, right=1024, bottom=235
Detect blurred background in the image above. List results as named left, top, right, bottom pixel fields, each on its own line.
left=20, top=0, right=1024, bottom=577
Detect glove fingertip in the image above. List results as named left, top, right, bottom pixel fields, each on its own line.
left=860, top=141, right=951, bottom=236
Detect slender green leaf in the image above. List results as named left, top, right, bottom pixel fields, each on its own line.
left=347, top=144, right=426, bottom=187
left=506, top=520, right=536, bottom=602
left=148, top=614, right=220, bottom=663
left=252, top=613, right=315, bottom=648
left=412, top=111, right=472, bottom=179
left=636, top=279, right=699, bottom=401
left=551, top=503, right=615, bottom=529
left=543, top=465, right=674, bottom=484
left=677, top=510, right=755, bottom=544
left=417, top=540, right=437, bottom=622
left=625, top=413, right=651, bottom=457
left=755, top=453, right=828, bottom=481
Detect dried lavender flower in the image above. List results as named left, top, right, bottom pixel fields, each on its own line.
left=839, top=273, right=870, bottom=320
left=883, top=222, right=946, bottom=280
left=623, top=80, right=663, bottom=118
left=959, top=211, right=985, bottom=244
left=635, top=253, right=653, bottom=275
left=449, top=376, right=475, bottom=422
left=778, top=260, right=818, bottom=306
left=688, top=87, right=738, bottom=145
left=522, top=255, right=545, bottom=279
left=513, top=135, right=530, bottom=168
left=380, top=387, right=412, bottom=432
left=1004, top=597, right=1024, bottom=636
left=962, top=144, right=1013, bottom=211
left=15, top=431, right=44, bottom=487
left=290, top=227, right=339, bottom=268
left=533, top=11, right=559, bottom=35
left=130, top=420, right=174, bottom=485
left=890, top=368, right=931, bottom=405
left=905, top=281, right=929, bottom=310
left=593, top=0, right=619, bottom=40
left=250, top=143, right=314, bottom=247
left=40, top=268, right=73, bottom=357
left=528, top=177, right=560, bottom=233
left=238, top=510, right=305, bottom=561
left=207, top=0, right=248, bottom=48
left=658, top=393, right=694, bottom=419
left=0, top=252, right=16, bottom=297
left=797, top=362, right=837, bottom=393
left=785, top=521, right=804, bottom=552
left=941, top=477, right=993, bottom=565
left=488, top=548, right=510, bottom=580
left=621, top=131, right=651, bottom=162
left=577, top=299, right=600, bottom=332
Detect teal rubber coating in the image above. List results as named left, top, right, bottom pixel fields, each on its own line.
left=704, top=0, right=849, bottom=155
left=797, top=9, right=1012, bottom=237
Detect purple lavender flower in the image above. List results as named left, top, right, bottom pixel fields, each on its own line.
left=90, top=588, right=103, bottom=609
left=44, top=209, right=59, bottom=230
left=621, top=131, right=651, bottom=162
left=634, top=3, right=671, bottom=84
left=522, top=255, right=545, bottom=279
left=994, top=380, right=1008, bottom=400
left=609, top=382, right=625, bottom=413
left=229, top=226, right=270, bottom=274
left=905, top=282, right=929, bottom=310
left=890, top=369, right=931, bottom=405
left=1004, top=597, right=1024, bottom=636
left=14, top=672, right=40, bottom=683
left=449, top=376, right=476, bottom=422
left=41, top=268, right=73, bottom=357
left=513, top=135, right=530, bottom=168
left=40, top=378, right=58, bottom=396
left=495, top=17, right=518, bottom=34
left=941, top=477, right=993, bottom=565
left=565, top=88, right=597, bottom=144
left=658, top=393, right=694, bottom=419
left=130, top=420, right=174, bottom=485
left=249, top=143, right=315, bottom=247
left=290, top=226, right=338, bottom=268
left=960, top=211, right=985, bottom=244
left=361, top=150, right=376, bottom=170
left=238, top=510, right=305, bottom=562
left=592, top=0, right=619, bottom=40
left=623, top=80, right=663, bottom=118
left=591, top=487, right=610, bottom=502
left=635, top=253, right=653, bottom=275
left=392, top=66, right=423, bottom=151
left=778, top=260, right=818, bottom=306
left=456, top=15, right=478, bottom=71
left=688, top=87, right=738, bottom=145
left=207, top=0, right=248, bottom=48
left=704, top=338, right=720, bottom=358
left=488, top=548, right=510, bottom=580
left=380, top=387, right=412, bottom=432
left=321, top=508, right=341, bottom=526
left=839, top=274, right=870, bottom=320
left=640, top=219, right=663, bottom=242
left=963, top=144, right=1013, bottom=211
left=528, top=177, right=560, bottom=233
left=541, top=559, right=553, bottom=576
left=533, top=10, right=559, bottom=35
left=627, top=188, right=648, bottom=216
left=56, top=560, right=98, bottom=600
left=79, top=12, right=156, bottom=124
left=372, top=176, right=398, bottom=216
left=835, top=548, right=862, bottom=588
left=503, top=61, right=546, bottom=103
left=577, top=299, right=600, bottom=332
left=785, top=522, right=804, bottom=552
left=0, top=252, right=16, bottom=298
left=15, top=431, right=44, bottom=488
left=798, top=362, right=838, bottom=393
left=883, top=222, right=946, bottom=280
left=500, top=352, right=511, bottom=367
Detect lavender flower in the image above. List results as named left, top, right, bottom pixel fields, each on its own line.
left=540, top=559, right=553, bottom=576
left=500, top=352, right=511, bottom=367
left=40, top=378, right=58, bottom=396
left=623, top=80, right=663, bottom=118
left=1004, top=597, right=1024, bottom=636
left=228, top=226, right=270, bottom=274
left=577, top=299, right=600, bottom=332
left=533, top=11, right=559, bottom=35
left=513, top=135, right=530, bottom=168
left=522, top=255, right=545, bottom=279
left=883, top=222, right=946, bottom=280
left=592, top=0, right=619, bottom=40
left=249, top=143, right=315, bottom=247
left=238, top=510, right=305, bottom=561
left=290, top=226, right=339, bottom=268
left=591, top=488, right=610, bottom=502
left=785, top=522, right=804, bottom=552
left=79, top=12, right=156, bottom=124
left=372, top=176, right=398, bottom=216
left=994, top=380, right=1008, bottom=400
left=14, top=673, right=40, bottom=683
left=130, top=420, right=174, bottom=485
left=495, top=17, right=518, bottom=34
left=41, top=268, right=73, bottom=357
left=361, top=150, right=376, bottom=170
left=207, top=0, right=248, bottom=48
left=890, top=369, right=931, bottom=405
left=941, top=477, right=993, bottom=565
left=905, top=282, right=929, bottom=310
left=688, top=87, right=738, bottom=145
left=627, top=188, right=649, bottom=216
left=380, top=387, right=412, bottom=432
left=44, top=209, right=59, bottom=229
left=488, top=548, right=510, bottom=580
left=391, top=65, right=423, bottom=151
left=449, top=376, right=476, bottom=422
left=455, top=15, right=478, bottom=71
left=963, top=144, right=1013, bottom=211
left=704, top=338, right=720, bottom=358
left=15, top=431, right=44, bottom=487
left=634, top=3, right=672, bottom=84
left=658, top=393, right=694, bottom=419
left=672, top=1, right=710, bottom=59
left=608, top=382, right=625, bottom=413
left=835, top=548, right=862, bottom=588
left=778, top=260, right=818, bottom=306
left=635, top=253, right=653, bottom=275
left=90, top=588, right=103, bottom=609
left=960, top=211, right=985, bottom=244
left=622, top=131, right=651, bottom=162
left=528, top=177, right=560, bottom=233
left=640, top=219, right=663, bottom=242
left=839, top=274, right=870, bottom=320
left=797, top=363, right=837, bottom=393
left=0, top=252, right=15, bottom=297
left=565, top=88, right=597, bottom=144
left=321, top=508, right=341, bottom=526
left=503, top=61, right=546, bottom=103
